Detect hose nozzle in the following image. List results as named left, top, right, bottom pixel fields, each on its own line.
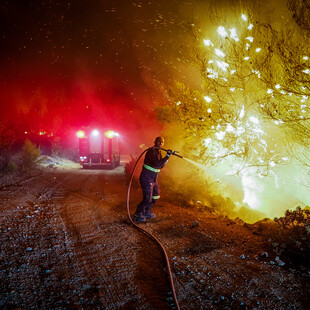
left=171, top=150, right=183, bottom=158
left=154, top=146, right=183, bottom=158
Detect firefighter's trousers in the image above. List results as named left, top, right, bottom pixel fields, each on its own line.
left=135, top=173, right=160, bottom=216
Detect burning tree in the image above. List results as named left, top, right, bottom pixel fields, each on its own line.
left=162, top=12, right=310, bottom=167
left=157, top=5, right=310, bottom=214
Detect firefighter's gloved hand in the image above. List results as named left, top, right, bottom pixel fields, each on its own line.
left=166, top=149, right=173, bottom=157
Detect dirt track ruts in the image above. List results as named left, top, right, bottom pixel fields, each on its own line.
left=0, top=167, right=172, bottom=309
left=0, top=164, right=309, bottom=309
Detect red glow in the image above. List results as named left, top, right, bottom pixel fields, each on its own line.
left=0, top=71, right=163, bottom=155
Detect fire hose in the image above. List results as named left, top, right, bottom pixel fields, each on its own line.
left=126, top=147, right=182, bottom=310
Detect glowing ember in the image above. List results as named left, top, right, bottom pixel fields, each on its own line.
left=203, top=39, right=213, bottom=47
left=241, top=14, right=248, bottom=21
left=204, top=96, right=212, bottom=103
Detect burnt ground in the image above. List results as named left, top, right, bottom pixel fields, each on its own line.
left=0, top=158, right=309, bottom=310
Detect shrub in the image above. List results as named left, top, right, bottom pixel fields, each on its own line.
left=6, top=159, right=18, bottom=173
left=0, top=123, right=16, bottom=155
left=51, top=137, right=62, bottom=157
left=274, top=206, right=310, bottom=228
left=255, top=206, right=310, bottom=269
left=0, top=155, right=8, bottom=172
left=20, top=139, right=41, bottom=171
left=0, top=155, right=17, bottom=173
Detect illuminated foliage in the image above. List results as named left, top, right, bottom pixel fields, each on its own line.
left=159, top=10, right=310, bottom=173
left=253, top=22, right=310, bottom=149
left=274, top=206, right=310, bottom=228
left=155, top=5, right=310, bottom=214
left=288, top=0, right=310, bottom=32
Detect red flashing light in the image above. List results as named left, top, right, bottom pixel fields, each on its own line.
left=76, top=130, right=85, bottom=138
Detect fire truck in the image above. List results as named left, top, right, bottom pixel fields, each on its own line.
left=76, top=128, right=120, bottom=169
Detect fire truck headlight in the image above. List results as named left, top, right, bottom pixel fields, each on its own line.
left=91, top=129, right=100, bottom=136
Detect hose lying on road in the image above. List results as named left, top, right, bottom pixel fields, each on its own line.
left=126, top=147, right=180, bottom=310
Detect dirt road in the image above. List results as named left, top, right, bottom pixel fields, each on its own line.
left=0, top=162, right=309, bottom=309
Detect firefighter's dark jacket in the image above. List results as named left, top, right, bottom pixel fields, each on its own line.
left=141, top=147, right=169, bottom=179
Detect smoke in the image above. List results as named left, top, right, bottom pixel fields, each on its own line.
left=149, top=0, right=310, bottom=222
left=0, top=40, right=165, bottom=151
left=159, top=122, right=310, bottom=223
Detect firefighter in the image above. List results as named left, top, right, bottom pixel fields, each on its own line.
left=133, top=136, right=172, bottom=223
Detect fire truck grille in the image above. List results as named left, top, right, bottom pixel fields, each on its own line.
left=89, top=154, right=102, bottom=163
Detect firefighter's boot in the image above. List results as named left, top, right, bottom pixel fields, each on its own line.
left=133, top=214, right=146, bottom=223
left=143, top=204, right=156, bottom=219
left=133, top=203, right=146, bottom=223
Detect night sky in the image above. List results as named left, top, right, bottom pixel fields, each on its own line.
left=0, top=0, right=286, bottom=152
left=0, top=0, right=194, bottom=150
